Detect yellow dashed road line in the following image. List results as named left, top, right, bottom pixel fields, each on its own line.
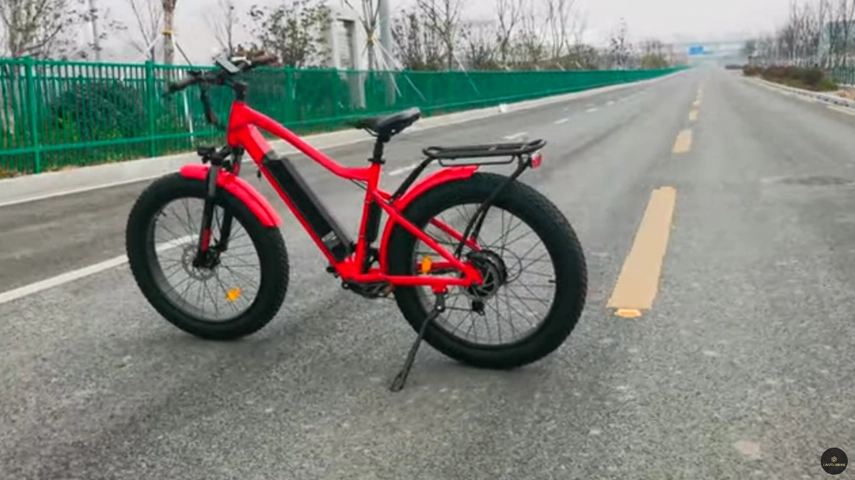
left=672, top=129, right=693, bottom=154
left=607, top=187, right=678, bottom=318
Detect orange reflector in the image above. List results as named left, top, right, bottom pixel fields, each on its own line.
left=420, top=256, right=432, bottom=274
left=226, top=288, right=242, bottom=302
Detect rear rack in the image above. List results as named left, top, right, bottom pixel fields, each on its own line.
left=422, top=139, right=546, bottom=160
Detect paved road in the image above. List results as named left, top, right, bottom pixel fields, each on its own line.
left=2, top=67, right=855, bottom=479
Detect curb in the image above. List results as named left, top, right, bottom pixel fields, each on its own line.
left=745, top=76, right=855, bottom=109
left=0, top=70, right=686, bottom=207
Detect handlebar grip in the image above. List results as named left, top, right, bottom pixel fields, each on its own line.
left=251, top=54, right=279, bottom=67
left=165, top=74, right=199, bottom=94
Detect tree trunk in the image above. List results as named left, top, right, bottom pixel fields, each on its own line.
left=162, top=0, right=177, bottom=65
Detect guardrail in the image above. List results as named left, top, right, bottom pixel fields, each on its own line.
left=0, top=57, right=685, bottom=175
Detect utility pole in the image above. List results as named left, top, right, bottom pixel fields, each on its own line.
left=377, top=0, right=395, bottom=105
left=88, top=0, right=102, bottom=61
left=378, top=0, right=392, bottom=60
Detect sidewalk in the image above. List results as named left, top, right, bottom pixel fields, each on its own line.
left=0, top=70, right=687, bottom=208
left=745, top=75, right=855, bottom=109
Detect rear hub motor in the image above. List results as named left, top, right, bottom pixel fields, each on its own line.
left=465, top=250, right=509, bottom=307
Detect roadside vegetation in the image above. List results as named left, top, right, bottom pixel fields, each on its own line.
left=742, top=65, right=839, bottom=91
left=740, top=0, right=855, bottom=91
left=0, top=0, right=684, bottom=175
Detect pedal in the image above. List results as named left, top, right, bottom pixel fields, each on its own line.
left=389, top=292, right=445, bottom=392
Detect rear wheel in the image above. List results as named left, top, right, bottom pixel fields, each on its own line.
left=386, top=172, right=587, bottom=369
left=125, top=173, right=290, bottom=340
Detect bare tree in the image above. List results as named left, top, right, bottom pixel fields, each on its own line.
left=391, top=7, right=442, bottom=70
left=83, top=1, right=127, bottom=61
left=206, top=0, right=239, bottom=57
left=570, top=6, right=587, bottom=46
left=516, top=0, right=546, bottom=68
left=638, top=38, right=669, bottom=68
left=608, top=18, right=631, bottom=69
left=545, top=0, right=575, bottom=59
left=0, top=0, right=88, bottom=58
left=416, top=0, right=463, bottom=70
left=806, top=0, right=829, bottom=66
left=124, top=0, right=162, bottom=62
left=247, top=0, right=332, bottom=68
left=459, top=18, right=498, bottom=70
left=494, top=0, right=521, bottom=66
left=829, top=0, right=855, bottom=67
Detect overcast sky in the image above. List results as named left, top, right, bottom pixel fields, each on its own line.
left=97, top=0, right=791, bottom=63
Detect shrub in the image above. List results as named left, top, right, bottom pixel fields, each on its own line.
left=817, top=77, right=839, bottom=91
left=742, top=65, right=761, bottom=76
left=49, top=80, right=146, bottom=142
left=801, top=67, right=824, bottom=87
left=751, top=64, right=838, bottom=92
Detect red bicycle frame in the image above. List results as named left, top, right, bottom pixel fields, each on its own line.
left=198, top=98, right=486, bottom=291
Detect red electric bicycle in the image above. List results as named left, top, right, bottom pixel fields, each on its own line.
left=125, top=53, right=588, bottom=391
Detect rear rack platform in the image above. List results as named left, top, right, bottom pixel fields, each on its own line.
left=422, top=139, right=545, bottom=160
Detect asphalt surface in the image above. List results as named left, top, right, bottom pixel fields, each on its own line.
left=3, top=67, right=855, bottom=479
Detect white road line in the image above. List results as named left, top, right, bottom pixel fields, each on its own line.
left=388, top=164, right=419, bottom=176
left=0, top=176, right=165, bottom=209
left=586, top=107, right=598, bottom=113
left=0, top=235, right=193, bottom=306
left=554, top=118, right=569, bottom=125
left=828, top=105, right=855, bottom=116
left=606, top=100, right=615, bottom=106
left=503, top=131, right=528, bottom=140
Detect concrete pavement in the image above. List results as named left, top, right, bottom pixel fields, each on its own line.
left=2, top=67, right=854, bottom=479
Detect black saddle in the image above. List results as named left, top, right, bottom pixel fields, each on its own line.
left=354, top=107, right=421, bottom=139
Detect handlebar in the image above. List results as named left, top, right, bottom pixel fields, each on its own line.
left=162, top=53, right=279, bottom=129
left=164, top=53, right=280, bottom=96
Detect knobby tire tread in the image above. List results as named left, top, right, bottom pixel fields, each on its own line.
left=125, top=173, right=290, bottom=340
left=386, top=172, right=588, bottom=369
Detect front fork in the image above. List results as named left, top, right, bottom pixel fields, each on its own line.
left=193, top=147, right=242, bottom=267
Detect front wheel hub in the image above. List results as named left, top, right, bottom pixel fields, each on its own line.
left=182, top=244, right=219, bottom=280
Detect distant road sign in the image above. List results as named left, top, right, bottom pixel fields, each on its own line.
left=688, top=45, right=705, bottom=56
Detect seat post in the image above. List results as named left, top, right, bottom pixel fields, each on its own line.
left=370, top=137, right=388, bottom=164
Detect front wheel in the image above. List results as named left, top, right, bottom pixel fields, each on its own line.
left=125, top=173, right=290, bottom=340
left=386, top=172, right=588, bottom=369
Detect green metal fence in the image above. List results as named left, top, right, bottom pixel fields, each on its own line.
left=0, top=57, right=684, bottom=175
left=829, top=67, right=855, bottom=86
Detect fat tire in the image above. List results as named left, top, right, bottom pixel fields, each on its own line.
left=125, top=173, right=290, bottom=340
left=386, top=172, right=587, bottom=369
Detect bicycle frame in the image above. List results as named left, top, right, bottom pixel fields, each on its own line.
left=204, top=99, right=485, bottom=291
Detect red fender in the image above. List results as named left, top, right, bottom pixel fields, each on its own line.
left=179, top=164, right=282, bottom=227
left=379, top=165, right=478, bottom=272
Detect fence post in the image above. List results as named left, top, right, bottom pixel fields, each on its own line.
left=23, top=56, right=41, bottom=174
left=145, top=60, right=157, bottom=158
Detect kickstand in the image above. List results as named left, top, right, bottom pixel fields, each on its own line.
left=389, top=292, right=446, bottom=392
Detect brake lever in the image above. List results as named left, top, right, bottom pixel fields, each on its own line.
left=199, top=85, right=224, bottom=130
